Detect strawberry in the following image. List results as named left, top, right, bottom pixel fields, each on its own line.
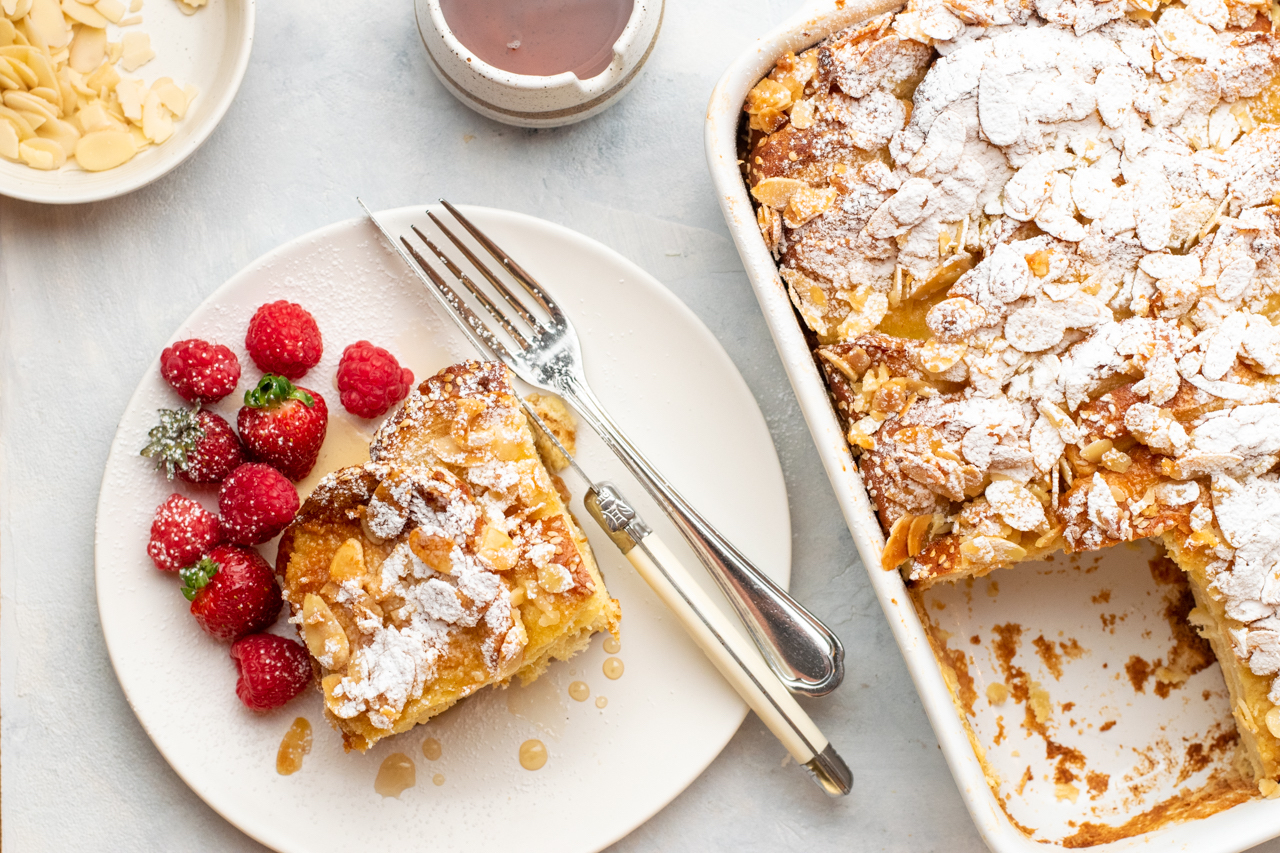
left=218, top=463, right=300, bottom=545
left=237, top=375, right=328, bottom=481
left=180, top=544, right=282, bottom=642
left=141, top=407, right=247, bottom=485
left=230, top=633, right=312, bottom=712
left=147, top=493, right=222, bottom=572
left=160, top=338, right=241, bottom=404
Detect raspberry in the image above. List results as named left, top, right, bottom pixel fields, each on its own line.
left=245, top=301, right=323, bottom=379
left=218, top=463, right=300, bottom=545
left=335, top=338, right=414, bottom=417
left=336, top=341, right=415, bottom=419
left=146, top=494, right=222, bottom=572
left=230, top=633, right=312, bottom=712
left=159, top=339, right=241, bottom=404
left=142, top=408, right=246, bottom=486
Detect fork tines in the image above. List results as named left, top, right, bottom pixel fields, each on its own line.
left=399, top=201, right=560, bottom=360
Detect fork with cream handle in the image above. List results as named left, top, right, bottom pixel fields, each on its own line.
left=359, top=200, right=852, bottom=795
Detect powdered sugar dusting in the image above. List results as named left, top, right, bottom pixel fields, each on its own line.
left=748, top=2, right=1280, bottom=703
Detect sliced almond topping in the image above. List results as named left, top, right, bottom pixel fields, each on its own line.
left=1100, top=448, right=1132, bottom=473
left=881, top=514, right=914, bottom=571
left=327, top=538, right=367, bottom=584
left=751, top=176, right=807, bottom=209
left=907, top=514, right=934, bottom=557
left=1080, top=438, right=1114, bottom=464
left=409, top=527, right=456, bottom=574
left=476, top=525, right=518, bottom=571
left=919, top=339, right=967, bottom=373
left=303, top=593, right=350, bottom=670
left=959, top=535, right=1027, bottom=566
left=784, top=185, right=837, bottom=229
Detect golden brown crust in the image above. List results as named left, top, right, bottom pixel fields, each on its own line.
left=276, top=361, right=619, bottom=752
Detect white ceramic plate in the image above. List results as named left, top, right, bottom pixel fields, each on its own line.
left=0, top=0, right=254, bottom=204
left=94, top=205, right=791, bottom=853
left=705, top=4, right=1280, bottom=851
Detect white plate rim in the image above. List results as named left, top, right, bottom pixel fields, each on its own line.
left=93, top=204, right=792, bottom=853
left=0, top=0, right=256, bottom=205
left=703, top=4, right=1280, bottom=852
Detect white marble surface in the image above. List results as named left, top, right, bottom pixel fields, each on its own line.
left=4, top=1, right=1279, bottom=851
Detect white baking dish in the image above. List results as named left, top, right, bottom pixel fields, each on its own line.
left=704, top=3, right=1280, bottom=850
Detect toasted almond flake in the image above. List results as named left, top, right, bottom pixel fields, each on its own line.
left=751, top=176, right=807, bottom=209
left=1101, top=449, right=1132, bottom=473
left=784, top=185, right=837, bottom=229
left=881, top=514, right=914, bottom=571
left=920, top=339, right=966, bottom=373
left=907, top=514, right=933, bottom=556
left=1080, top=438, right=1114, bottom=464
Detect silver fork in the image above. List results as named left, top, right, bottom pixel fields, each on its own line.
left=360, top=200, right=845, bottom=697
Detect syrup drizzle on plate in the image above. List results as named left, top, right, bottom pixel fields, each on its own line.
left=374, top=753, right=416, bottom=798
left=276, top=717, right=312, bottom=776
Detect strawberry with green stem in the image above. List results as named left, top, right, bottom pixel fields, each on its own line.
left=237, top=375, right=328, bottom=481
left=141, top=407, right=246, bottom=485
left=180, top=544, right=282, bottom=642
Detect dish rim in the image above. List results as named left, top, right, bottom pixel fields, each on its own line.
left=703, top=3, right=1280, bottom=850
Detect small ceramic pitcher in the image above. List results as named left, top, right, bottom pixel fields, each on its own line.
left=415, top=0, right=664, bottom=128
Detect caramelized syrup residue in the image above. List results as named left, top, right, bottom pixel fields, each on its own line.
left=422, top=737, right=443, bottom=762
left=374, top=753, right=416, bottom=798
left=875, top=287, right=952, bottom=340
left=568, top=680, right=590, bottom=701
left=276, top=717, right=313, bottom=776
left=519, top=739, right=548, bottom=771
left=433, top=773, right=446, bottom=786
left=603, top=636, right=621, bottom=654
left=595, top=696, right=608, bottom=709
left=603, top=657, right=624, bottom=680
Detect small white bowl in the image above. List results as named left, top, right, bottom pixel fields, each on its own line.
left=414, top=0, right=662, bottom=128
left=0, top=0, right=255, bottom=205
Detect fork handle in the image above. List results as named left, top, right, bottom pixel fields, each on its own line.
left=584, top=484, right=852, bottom=796
left=564, top=376, right=845, bottom=697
